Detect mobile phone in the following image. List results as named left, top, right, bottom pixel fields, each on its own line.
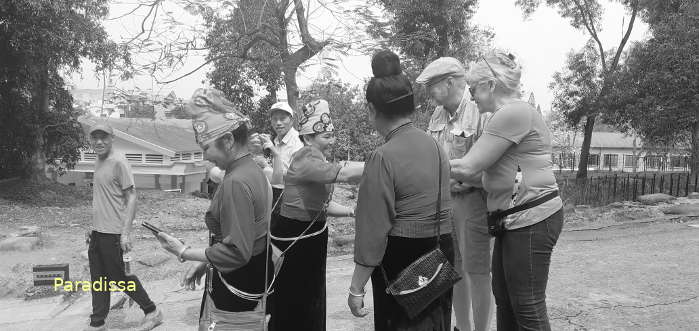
left=141, top=221, right=164, bottom=235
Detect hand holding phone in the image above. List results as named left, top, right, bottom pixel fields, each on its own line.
left=141, top=221, right=164, bottom=235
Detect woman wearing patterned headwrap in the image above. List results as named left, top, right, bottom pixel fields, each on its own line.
left=156, top=89, right=273, bottom=329
left=348, top=50, right=455, bottom=331
left=267, top=99, right=364, bottom=331
left=450, top=50, right=563, bottom=331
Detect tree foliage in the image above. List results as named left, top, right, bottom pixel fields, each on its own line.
left=516, top=0, right=640, bottom=178
left=0, top=0, right=126, bottom=180
left=300, top=77, right=382, bottom=161
left=605, top=0, right=699, bottom=171
left=362, top=0, right=488, bottom=67
left=550, top=41, right=602, bottom=128
left=357, top=0, right=491, bottom=130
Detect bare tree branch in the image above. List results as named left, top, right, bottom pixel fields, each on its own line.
left=123, top=0, right=162, bottom=45
left=610, top=0, right=638, bottom=71
left=571, top=0, right=607, bottom=72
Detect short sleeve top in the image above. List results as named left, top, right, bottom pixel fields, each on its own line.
left=92, top=152, right=136, bottom=234
left=280, top=145, right=342, bottom=221
left=482, top=101, right=562, bottom=229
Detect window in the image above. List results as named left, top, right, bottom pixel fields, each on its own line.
left=644, top=156, right=663, bottom=169
left=194, top=152, right=203, bottom=160
left=603, top=154, right=618, bottom=168
left=83, top=153, right=96, bottom=162
left=671, top=156, right=688, bottom=168
left=588, top=154, right=600, bottom=167
left=624, top=155, right=637, bottom=168
left=145, top=154, right=163, bottom=164
left=181, top=153, right=192, bottom=160
left=172, top=153, right=181, bottom=161
left=125, top=153, right=142, bottom=163
left=85, top=172, right=94, bottom=179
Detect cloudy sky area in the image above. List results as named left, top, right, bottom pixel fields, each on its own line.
left=71, top=0, right=649, bottom=114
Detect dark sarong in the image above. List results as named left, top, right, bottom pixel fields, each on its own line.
left=371, top=234, right=455, bottom=331
left=272, top=187, right=283, bottom=216
left=268, top=215, right=328, bottom=331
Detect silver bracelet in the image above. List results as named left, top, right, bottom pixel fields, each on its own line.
left=177, top=245, right=191, bottom=263
left=348, top=287, right=365, bottom=297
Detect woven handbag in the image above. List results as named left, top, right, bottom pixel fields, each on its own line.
left=380, top=138, right=461, bottom=320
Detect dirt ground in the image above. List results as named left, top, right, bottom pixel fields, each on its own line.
left=1, top=182, right=698, bottom=330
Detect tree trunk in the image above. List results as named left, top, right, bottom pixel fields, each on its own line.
left=28, top=62, right=50, bottom=182
left=692, top=120, right=699, bottom=174
left=434, top=0, right=449, bottom=57
left=282, top=66, right=299, bottom=113
left=576, top=115, right=596, bottom=179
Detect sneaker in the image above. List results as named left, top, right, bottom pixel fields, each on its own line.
left=82, top=323, right=107, bottom=331
left=135, top=307, right=163, bottom=331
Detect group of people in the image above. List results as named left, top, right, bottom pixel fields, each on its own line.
left=84, top=48, right=563, bottom=331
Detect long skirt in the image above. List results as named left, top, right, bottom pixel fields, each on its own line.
left=199, top=248, right=272, bottom=316
left=268, top=215, right=328, bottom=331
left=371, top=234, right=455, bottom=331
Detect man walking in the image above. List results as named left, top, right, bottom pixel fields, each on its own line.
left=85, top=123, right=163, bottom=331
left=417, top=58, right=494, bottom=331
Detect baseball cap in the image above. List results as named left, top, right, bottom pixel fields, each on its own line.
left=89, top=123, right=114, bottom=136
left=269, top=102, right=294, bottom=117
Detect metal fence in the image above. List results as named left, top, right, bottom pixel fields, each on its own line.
left=558, top=172, right=699, bottom=206
left=552, top=153, right=693, bottom=173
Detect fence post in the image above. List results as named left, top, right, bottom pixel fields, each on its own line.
left=626, top=174, right=631, bottom=200
left=633, top=174, right=639, bottom=201
left=670, top=174, right=674, bottom=195
left=660, top=174, right=665, bottom=194
left=597, top=177, right=602, bottom=206
left=651, top=174, right=656, bottom=194
left=613, top=174, right=618, bottom=201
left=685, top=172, right=690, bottom=197
left=695, top=172, right=698, bottom=193
left=641, top=176, right=646, bottom=196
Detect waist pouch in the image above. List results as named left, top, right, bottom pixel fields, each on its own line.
left=486, top=191, right=559, bottom=237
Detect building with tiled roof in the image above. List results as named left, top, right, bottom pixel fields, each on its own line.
left=57, top=116, right=208, bottom=193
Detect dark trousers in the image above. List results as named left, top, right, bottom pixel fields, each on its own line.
left=88, top=231, right=156, bottom=326
left=492, top=209, right=563, bottom=331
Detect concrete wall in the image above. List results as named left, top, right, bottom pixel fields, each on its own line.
left=58, top=171, right=206, bottom=194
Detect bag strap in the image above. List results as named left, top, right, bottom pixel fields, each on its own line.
left=432, top=137, right=443, bottom=248
left=380, top=137, right=444, bottom=286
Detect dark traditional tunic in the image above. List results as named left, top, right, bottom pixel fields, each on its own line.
left=268, top=145, right=341, bottom=331
left=202, top=154, right=272, bottom=313
left=354, top=122, right=454, bottom=330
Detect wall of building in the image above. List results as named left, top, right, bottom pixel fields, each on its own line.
left=58, top=171, right=207, bottom=194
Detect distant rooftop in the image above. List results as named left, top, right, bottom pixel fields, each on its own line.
left=80, top=116, right=199, bottom=154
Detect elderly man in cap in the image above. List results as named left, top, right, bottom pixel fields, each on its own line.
left=85, top=123, right=162, bottom=331
left=416, top=57, right=493, bottom=331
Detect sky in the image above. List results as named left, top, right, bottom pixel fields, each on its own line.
left=70, top=0, right=649, bottom=114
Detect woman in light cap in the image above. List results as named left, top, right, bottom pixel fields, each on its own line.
left=267, top=99, right=364, bottom=331
left=450, top=50, right=563, bottom=330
